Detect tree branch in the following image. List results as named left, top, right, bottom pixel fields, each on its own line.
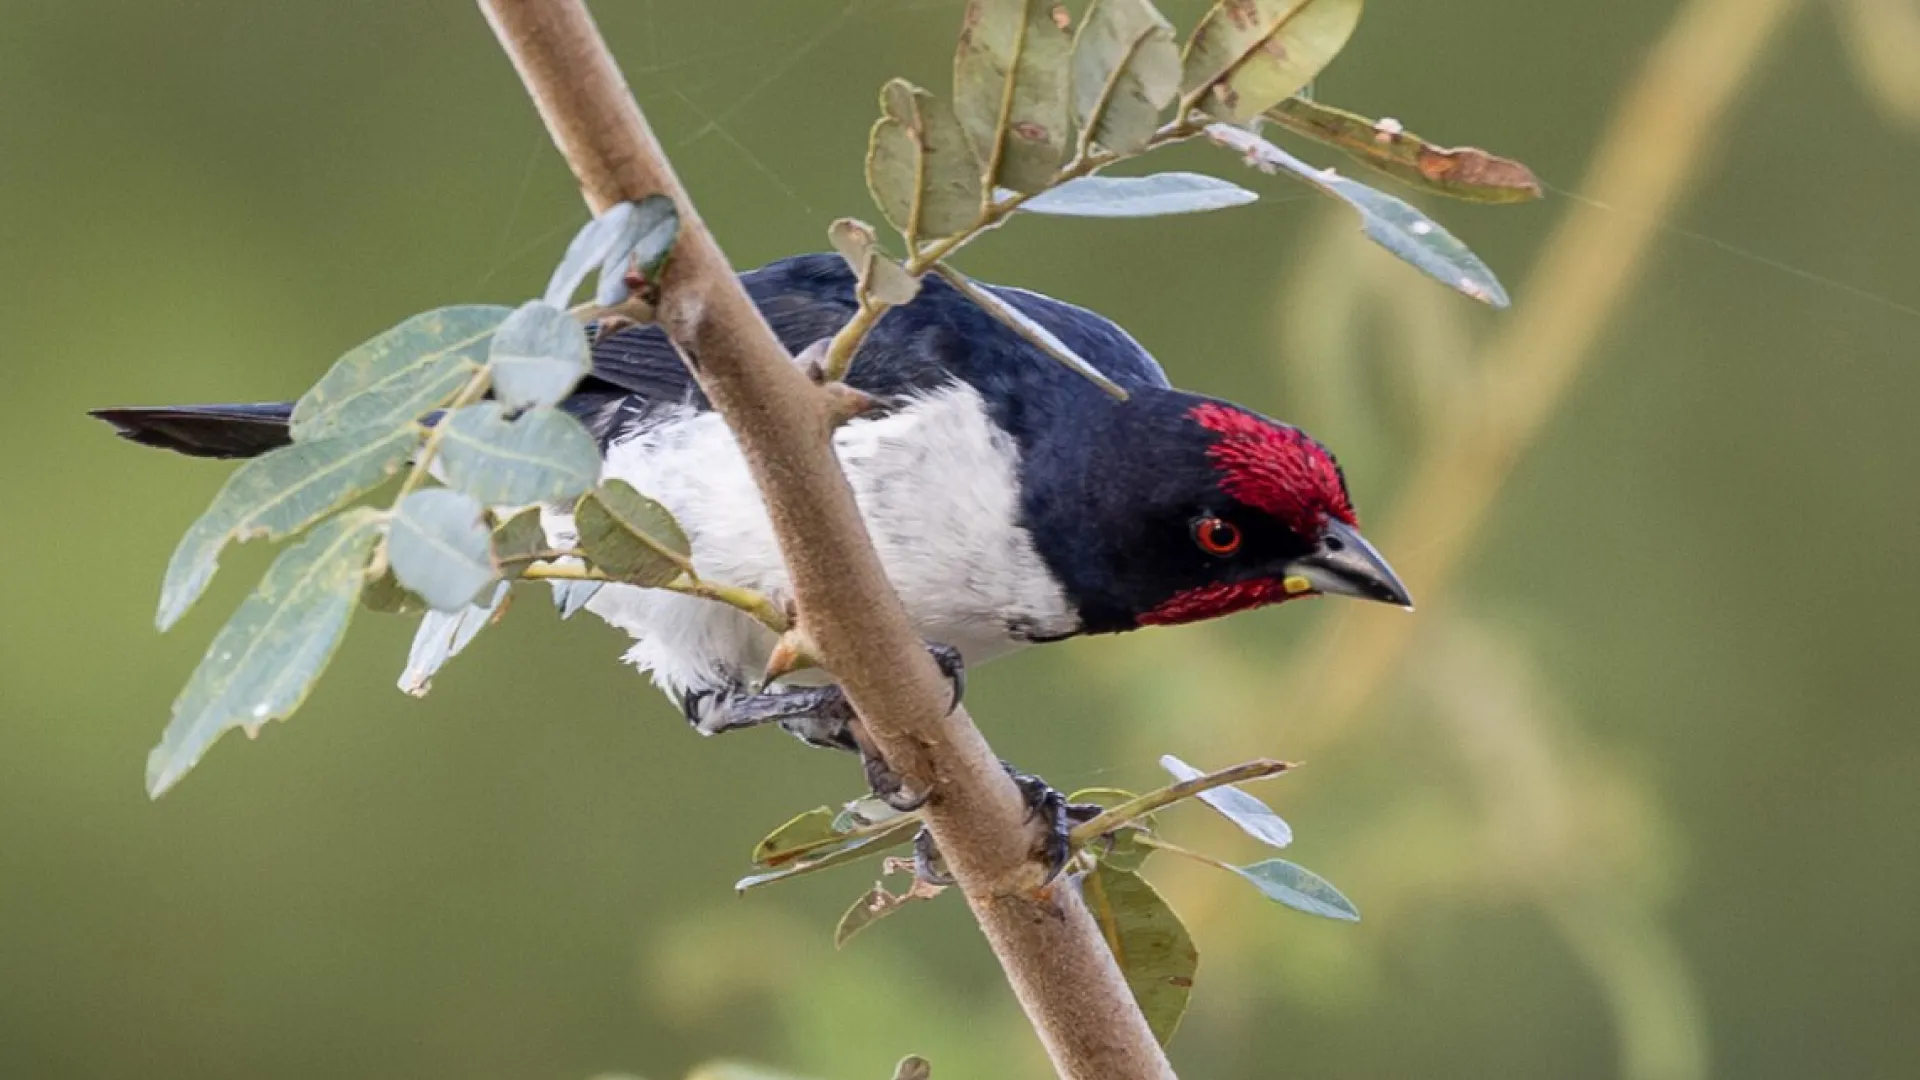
left=476, top=3, right=1176, bottom=1077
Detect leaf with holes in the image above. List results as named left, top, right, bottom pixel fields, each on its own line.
left=1013, top=172, right=1256, bottom=217
left=932, top=265, right=1129, bottom=399
left=157, top=428, right=415, bottom=631
left=834, top=880, right=941, bottom=949
left=1232, top=857, right=1360, bottom=921
left=1182, top=0, right=1363, bottom=124
left=397, top=581, right=509, bottom=696
left=574, top=480, right=691, bottom=587
left=388, top=488, right=496, bottom=612
left=1264, top=96, right=1543, bottom=204
left=290, top=306, right=509, bottom=440
left=1208, top=123, right=1510, bottom=307
left=828, top=218, right=922, bottom=306
left=735, top=816, right=922, bottom=892
left=147, top=510, right=383, bottom=798
left=1072, top=0, right=1181, bottom=154
left=487, top=301, right=592, bottom=410
left=435, top=403, right=601, bottom=507
left=1082, top=863, right=1198, bottom=1046
left=953, top=0, right=1074, bottom=192
left=867, top=80, right=983, bottom=243
left=1161, top=753, right=1292, bottom=848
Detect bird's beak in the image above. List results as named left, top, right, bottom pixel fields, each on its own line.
left=1284, top=519, right=1414, bottom=610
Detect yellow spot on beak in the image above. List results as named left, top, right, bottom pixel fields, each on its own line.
left=1283, top=575, right=1314, bottom=595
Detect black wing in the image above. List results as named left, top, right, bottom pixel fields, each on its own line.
left=574, top=253, right=1171, bottom=444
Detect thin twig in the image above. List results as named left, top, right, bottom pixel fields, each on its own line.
left=1068, top=758, right=1292, bottom=848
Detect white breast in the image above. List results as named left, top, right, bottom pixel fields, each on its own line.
left=554, top=383, right=1079, bottom=700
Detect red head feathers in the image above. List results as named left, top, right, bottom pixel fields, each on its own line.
left=1190, top=402, right=1355, bottom=536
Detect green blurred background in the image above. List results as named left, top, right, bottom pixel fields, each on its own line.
left=4, top=0, right=1917, bottom=1077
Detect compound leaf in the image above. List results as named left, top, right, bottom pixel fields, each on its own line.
left=290, top=306, right=508, bottom=440
left=157, top=428, right=414, bottom=630
left=148, top=510, right=383, bottom=797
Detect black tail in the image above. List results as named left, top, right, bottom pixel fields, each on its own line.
left=90, top=402, right=295, bottom=460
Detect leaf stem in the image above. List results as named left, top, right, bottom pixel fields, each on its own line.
left=822, top=118, right=1204, bottom=386
left=1132, top=833, right=1240, bottom=874
left=1067, top=758, right=1293, bottom=848
left=392, top=364, right=492, bottom=504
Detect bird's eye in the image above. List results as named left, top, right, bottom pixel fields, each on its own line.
left=1192, top=516, right=1242, bottom=556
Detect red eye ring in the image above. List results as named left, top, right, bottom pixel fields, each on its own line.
left=1192, top=516, right=1242, bottom=556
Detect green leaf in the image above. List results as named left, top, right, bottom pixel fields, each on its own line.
left=397, top=582, right=509, bottom=696
left=1082, top=863, right=1198, bottom=1046
left=574, top=480, right=692, bottom=587
left=487, top=301, right=592, bottom=410
left=435, top=403, right=602, bottom=507
left=1182, top=0, right=1363, bottom=124
left=833, top=882, right=937, bottom=949
left=1207, top=123, right=1511, bottom=307
left=1160, top=753, right=1292, bottom=848
left=157, top=428, right=415, bottom=631
left=290, top=306, right=509, bottom=441
left=1097, top=827, right=1155, bottom=873
left=1232, top=857, right=1360, bottom=921
left=867, top=80, right=984, bottom=244
left=388, top=488, right=496, bottom=612
left=827, top=218, right=922, bottom=306
left=147, top=510, right=383, bottom=797
left=752, top=807, right=841, bottom=867
left=931, top=265, right=1129, bottom=399
left=361, top=569, right=426, bottom=615
left=490, top=507, right=554, bottom=578
left=1263, top=97, right=1543, bottom=204
left=1072, top=0, right=1181, bottom=154
left=735, top=817, right=922, bottom=892
left=953, top=0, right=1074, bottom=193
left=1013, top=172, right=1256, bottom=217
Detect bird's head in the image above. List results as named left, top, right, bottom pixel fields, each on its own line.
left=1033, top=390, right=1411, bottom=633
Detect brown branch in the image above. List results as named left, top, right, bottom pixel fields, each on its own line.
left=476, top=3, right=1175, bottom=1077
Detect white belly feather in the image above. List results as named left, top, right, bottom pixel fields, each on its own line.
left=549, top=383, right=1079, bottom=699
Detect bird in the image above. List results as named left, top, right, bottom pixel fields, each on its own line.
left=95, top=252, right=1410, bottom=834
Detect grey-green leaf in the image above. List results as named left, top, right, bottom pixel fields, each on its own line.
left=1082, top=863, right=1198, bottom=1046
left=866, top=80, right=984, bottom=244
left=157, top=428, right=416, bottom=630
left=1207, top=123, right=1511, bottom=307
left=398, top=581, right=509, bottom=696
left=435, top=403, right=602, bottom=506
left=1233, top=858, right=1360, bottom=921
left=487, top=301, right=592, bottom=410
left=1073, top=0, right=1181, bottom=154
left=601, top=194, right=681, bottom=306
left=543, top=197, right=680, bottom=309
left=1013, top=172, right=1257, bottom=217
left=828, top=218, right=922, bottom=306
left=574, top=479, right=691, bottom=586
left=147, top=510, right=383, bottom=798
left=1160, top=753, right=1292, bottom=849
left=388, top=488, right=496, bottom=612
left=931, top=265, right=1129, bottom=399
left=1182, top=0, right=1363, bottom=123
left=953, top=0, right=1074, bottom=193
left=550, top=580, right=600, bottom=619
left=290, top=306, right=509, bottom=441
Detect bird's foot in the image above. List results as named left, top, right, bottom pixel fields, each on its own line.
left=910, top=763, right=1104, bottom=887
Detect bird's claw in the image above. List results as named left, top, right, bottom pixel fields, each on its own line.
left=926, top=641, right=965, bottom=714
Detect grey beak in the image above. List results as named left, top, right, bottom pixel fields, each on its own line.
left=1287, top=519, right=1414, bottom=609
